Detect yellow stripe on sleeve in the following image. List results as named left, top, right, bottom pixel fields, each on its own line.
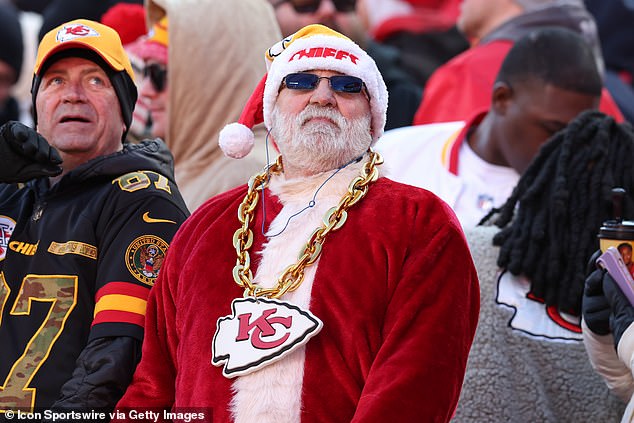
left=93, top=294, right=148, bottom=317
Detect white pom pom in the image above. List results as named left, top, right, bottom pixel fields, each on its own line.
left=218, top=123, right=255, bottom=159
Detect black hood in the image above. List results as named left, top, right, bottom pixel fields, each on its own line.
left=50, top=138, right=175, bottom=191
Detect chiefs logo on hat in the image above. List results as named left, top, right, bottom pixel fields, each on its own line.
left=56, top=23, right=99, bottom=43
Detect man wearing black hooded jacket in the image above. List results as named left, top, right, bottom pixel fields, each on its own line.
left=0, top=19, right=188, bottom=419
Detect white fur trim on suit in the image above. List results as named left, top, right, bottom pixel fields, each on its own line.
left=230, top=162, right=366, bottom=423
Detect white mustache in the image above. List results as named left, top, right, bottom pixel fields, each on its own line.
left=298, top=105, right=345, bottom=128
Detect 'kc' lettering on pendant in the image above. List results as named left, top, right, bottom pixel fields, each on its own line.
left=211, top=297, right=323, bottom=378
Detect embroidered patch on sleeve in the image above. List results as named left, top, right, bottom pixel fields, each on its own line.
left=48, top=241, right=98, bottom=259
left=125, top=235, right=169, bottom=286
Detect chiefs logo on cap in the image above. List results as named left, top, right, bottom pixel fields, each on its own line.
left=56, top=23, right=99, bottom=43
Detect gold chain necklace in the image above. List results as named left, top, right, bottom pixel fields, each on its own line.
left=231, top=150, right=383, bottom=299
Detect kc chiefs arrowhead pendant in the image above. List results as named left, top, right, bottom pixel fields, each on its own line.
left=211, top=297, right=323, bottom=378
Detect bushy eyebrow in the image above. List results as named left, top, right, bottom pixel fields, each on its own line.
left=44, top=64, right=106, bottom=79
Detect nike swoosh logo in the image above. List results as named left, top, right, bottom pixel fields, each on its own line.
left=142, top=212, right=176, bottom=224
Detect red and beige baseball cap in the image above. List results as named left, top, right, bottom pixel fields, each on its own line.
left=34, top=18, right=135, bottom=80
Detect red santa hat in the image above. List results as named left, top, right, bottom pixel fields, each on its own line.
left=100, top=3, right=147, bottom=46
left=219, top=24, right=389, bottom=159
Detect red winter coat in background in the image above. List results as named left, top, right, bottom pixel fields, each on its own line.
left=413, top=39, right=624, bottom=125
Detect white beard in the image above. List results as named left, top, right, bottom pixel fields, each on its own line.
left=270, top=104, right=372, bottom=175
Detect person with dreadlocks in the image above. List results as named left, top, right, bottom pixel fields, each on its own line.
left=454, top=110, right=632, bottom=421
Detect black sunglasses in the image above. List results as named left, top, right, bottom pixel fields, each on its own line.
left=282, top=73, right=369, bottom=99
left=143, top=63, right=167, bottom=92
left=272, top=0, right=355, bottom=13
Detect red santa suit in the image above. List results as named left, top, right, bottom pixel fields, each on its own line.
left=114, top=159, right=480, bottom=422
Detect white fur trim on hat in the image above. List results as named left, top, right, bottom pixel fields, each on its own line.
left=264, top=26, right=388, bottom=143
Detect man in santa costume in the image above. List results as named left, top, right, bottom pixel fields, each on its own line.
left=115, top=24, right=479, bottom=422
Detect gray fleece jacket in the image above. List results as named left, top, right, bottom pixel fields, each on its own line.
left=453, top=225, right=624, bottom=422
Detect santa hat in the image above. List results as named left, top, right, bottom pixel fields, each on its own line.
left=100, top=3, right=147, bottom=46
left=219, top=24, right=388, bottom=159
